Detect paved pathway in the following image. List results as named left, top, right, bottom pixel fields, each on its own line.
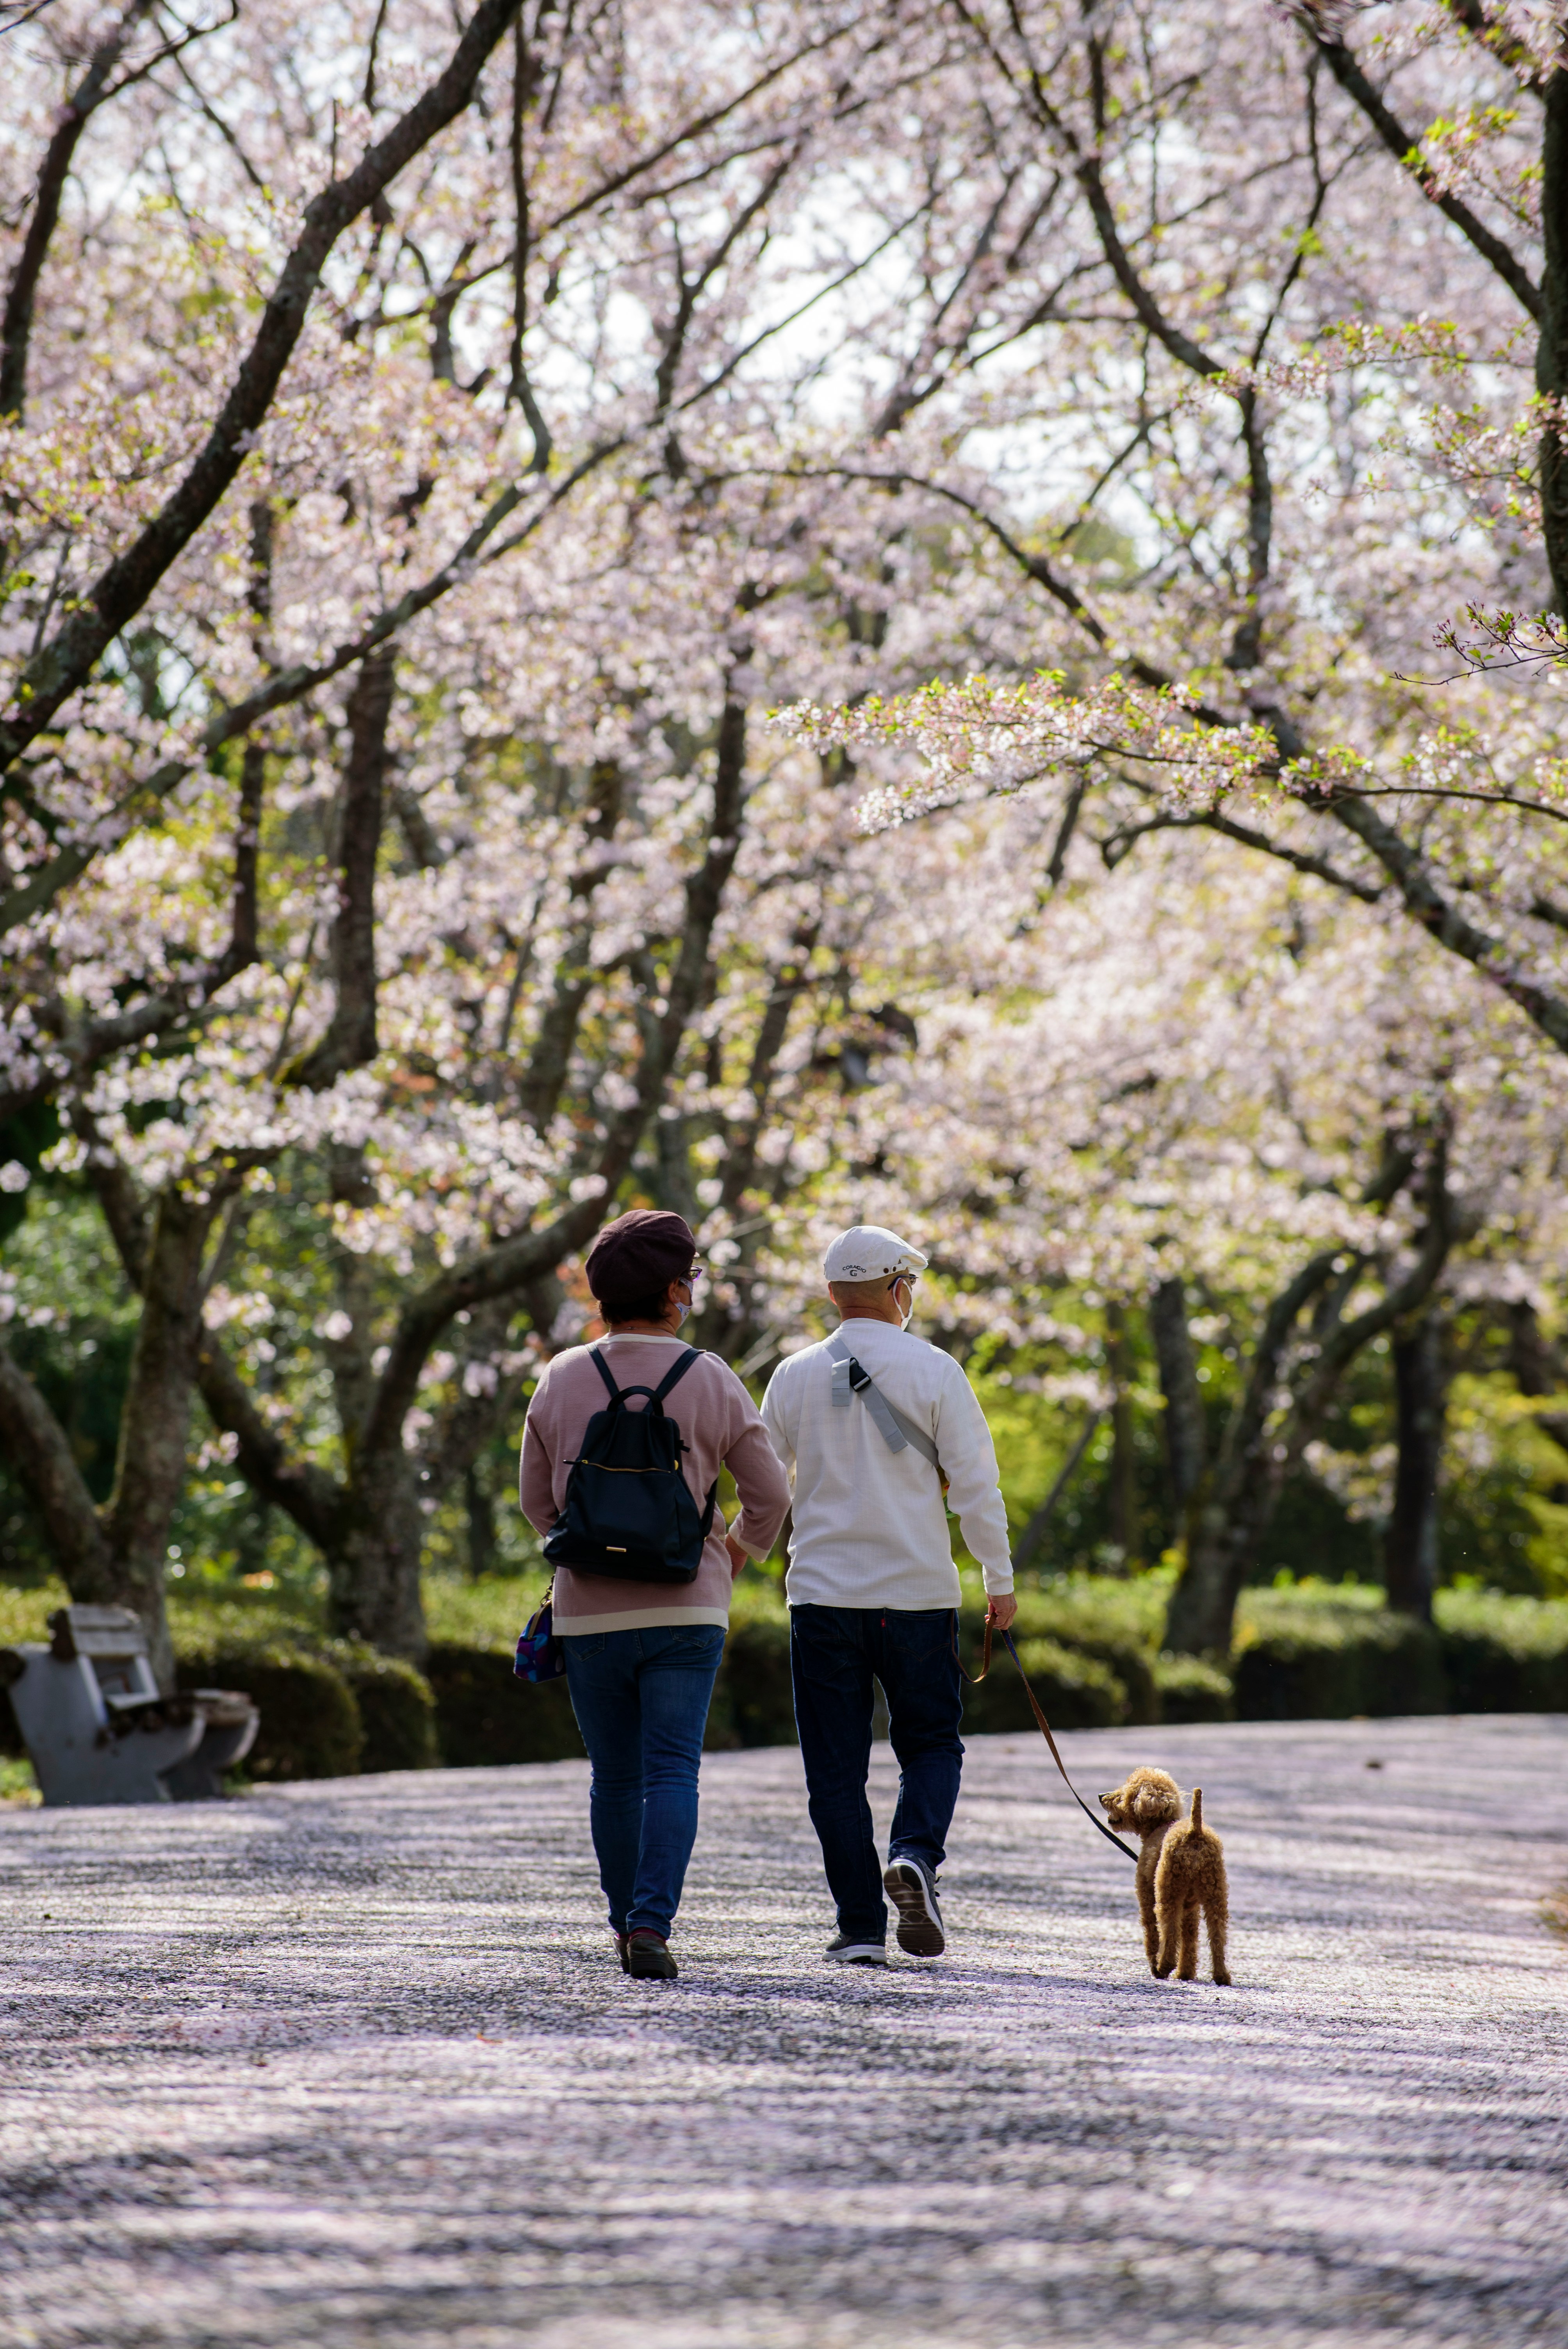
left=2, top=1717, right=1566, bottom=2349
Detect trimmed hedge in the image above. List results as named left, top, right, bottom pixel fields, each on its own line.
left=711, top=1609, right=1148, bottom=1746
left=11, top=1573, right=1556, bottom=1789
left=959, top=1634, right=1128, bottom=1733
left=1231, top=1606, right=1447, bottom=1720
left=720, top=1618, right=797, bottom=1747
left=425, top=1642, right=583, bottom=1766
left=324, top=1642, right=438, bottom=1774
left=1434, top=1590, right=1568, bottom=1712
left=175, top=1642, right=363, bottom=1782
left=1153, top=1652, right=1235, bottom=1724
left=994, top=1599, right=1160, bottom=1727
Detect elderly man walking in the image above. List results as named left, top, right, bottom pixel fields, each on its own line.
left=761, top=1225, right=1016, bottom=1965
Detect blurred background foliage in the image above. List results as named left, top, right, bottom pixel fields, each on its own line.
left=5, top=1146, right=1566, bottom=1613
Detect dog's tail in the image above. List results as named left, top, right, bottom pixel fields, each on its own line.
left=1190, top=1787, right=1204, bottom=1835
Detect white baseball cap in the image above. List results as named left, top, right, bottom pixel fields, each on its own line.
left=822, top=1224, right=929, bottom=1283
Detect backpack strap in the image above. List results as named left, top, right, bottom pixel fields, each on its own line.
left=650, top=1346, right=701, bottom=1405
left=588, top=1346, right=623, bottom=1402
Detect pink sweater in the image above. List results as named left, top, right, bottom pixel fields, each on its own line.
left=518, top=1335, right=791, bottom=1634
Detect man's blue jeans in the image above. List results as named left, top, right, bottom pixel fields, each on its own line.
left=790, top=1604, right=965, bottom=1942
left=563, top=1623, right=725, bottom=1941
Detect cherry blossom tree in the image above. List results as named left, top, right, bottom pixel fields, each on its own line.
left=722, top=781, right=1568, bottom=1648
left=0, top=0, right=931, bottom=1667
left=754, top=0, right=1568, bottom=1643
left=9, top=0, right=1568, bottom=1679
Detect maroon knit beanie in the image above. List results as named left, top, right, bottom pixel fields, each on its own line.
left=584, top=1209, right=698, bottom=1309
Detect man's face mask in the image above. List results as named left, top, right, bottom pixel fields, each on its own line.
left=893, top=1274, right=916, bottom=1331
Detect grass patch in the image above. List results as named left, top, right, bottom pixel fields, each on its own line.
left=0, top=1581, right=69, bottom=1643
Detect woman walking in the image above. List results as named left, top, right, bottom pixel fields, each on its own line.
left=520, top=1209, right=790, bottom=1979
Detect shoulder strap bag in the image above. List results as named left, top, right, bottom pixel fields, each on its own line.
left=825, top=1329, right=944, bottom=1479
left=514, top=1577, right=566, bottom=1683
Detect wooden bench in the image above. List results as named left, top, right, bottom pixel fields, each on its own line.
left=0, top=1606, right=259, bottom=1806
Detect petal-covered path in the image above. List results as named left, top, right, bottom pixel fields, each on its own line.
left=1, top=1715, right=1565, bottom=2349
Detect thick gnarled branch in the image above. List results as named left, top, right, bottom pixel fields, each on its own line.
left=0, top=0, right=524, bottom=775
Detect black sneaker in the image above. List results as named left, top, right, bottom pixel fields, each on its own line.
left=625, top=1930, right=678, bottom=1980
left=883, top=1857, right=945, bottom=1956
left=825, top=1932, right=887, bottom=1966
left=614, top=1932, right=630, bottom=1973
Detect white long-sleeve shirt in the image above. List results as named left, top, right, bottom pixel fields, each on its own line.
left=760, top=1318, right=1014, bottom=1608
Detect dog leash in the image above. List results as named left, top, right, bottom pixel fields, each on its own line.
left=958, top=1616, right=1138, bottom=1864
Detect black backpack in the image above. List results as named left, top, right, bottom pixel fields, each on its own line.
left=543, top=1346, right=716, bottom=1584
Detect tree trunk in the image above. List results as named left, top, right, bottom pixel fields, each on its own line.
left=1150, top=1276, right=1207, bottom=1515
left=325, top=1467, right=429, bottom=1657
left=97, top=1188, right=214, bottom=1682
left=1539, top=67, right=1568, bottom=613
left=0, top=1342, right=117, bottom=1595
left=1506, top=1297, right=1558, bottom=1399
left=1384, top=1316, right=1445, bottom=1621
left=0, top=1181, right=222, bottom=1686
left=1105, top=1301, right=1141, bottom=1568
left=1163, top=1445, right=1285, bottom=1656
left=292, top=648, right=394, bottom=1088
left=465, top=1461, right=495, bottom=1578
left=1165, top=1145, right=1452, bottom=1656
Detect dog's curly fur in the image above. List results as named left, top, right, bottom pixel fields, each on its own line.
left=1099, top=1766, right=1183, bottom=1973
left=1153, top=1786, right=1231, bottom=1983
left=1099, top=1769, right=1232, bottom=1984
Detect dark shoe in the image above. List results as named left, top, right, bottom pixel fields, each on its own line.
left=825, top=1932, right=887, bottom=1967
left=883, top=1857, right=945, bottom=1956
left=625, top=1929, right=678, bottom=1980
left=614, top=1932, right=630, bottom=1973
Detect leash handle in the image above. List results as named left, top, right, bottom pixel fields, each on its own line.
left=959, top=1616, right=1139, bottom=1865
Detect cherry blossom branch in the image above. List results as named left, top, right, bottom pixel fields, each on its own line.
left=288, top=647, right=395, bottom=1089
left=1442, top=0, right=1551, bottom=88
left=783, top=668, right=1568, bottom=1058
left=0, top=743, right=271, bottom=1129
left=742, top=458, right=1244, bottom=715
left=538, top=23, right=859, bottom=237
left=195, top=1331, right=344, bottom=1551
left=0, top=0, right=525, bottom=777
left=1097, top=804, right=1384, bottom=902
left=1323, top=794, right=1568, bottom=1053
left=0, top=433, right=623, bottom=937
left=0, top=0, right=161, bottom=421
left=356, top=663, right=752, bottom=1469
left=779, top=670, right=1296, bottom=820
left=1298, top=11, right=1542, bottom=320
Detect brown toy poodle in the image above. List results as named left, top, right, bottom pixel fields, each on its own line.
left=1100, top=1768, right=1232, bottom=1984
left=1099, top=1765, right=1184, bottom=1973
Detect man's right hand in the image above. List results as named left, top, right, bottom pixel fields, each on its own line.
left=985, top=1592, right=1018, bottom=1633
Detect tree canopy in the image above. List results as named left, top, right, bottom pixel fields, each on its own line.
left=4, top=0, right=1568, bottom=1670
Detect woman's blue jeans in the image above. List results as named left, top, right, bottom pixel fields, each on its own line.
left=563, top=1623, right=725, bottom=1941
